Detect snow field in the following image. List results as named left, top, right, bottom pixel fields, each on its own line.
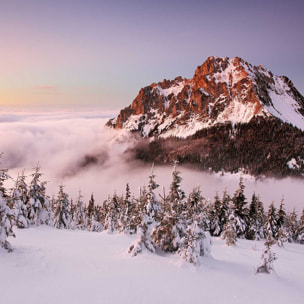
left=1, top=227, right=303, bottom=304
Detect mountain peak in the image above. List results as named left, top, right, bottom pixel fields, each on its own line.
left=108, top=56, right=304, bottom=138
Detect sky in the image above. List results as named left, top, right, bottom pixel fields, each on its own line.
left=0, top=0, right=304, bottom=111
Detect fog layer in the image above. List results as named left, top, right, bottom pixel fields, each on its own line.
left=0, top=110, right=303, bottom=212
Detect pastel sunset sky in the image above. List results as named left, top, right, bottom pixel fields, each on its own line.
left=1, top=0, right=303, bottom=111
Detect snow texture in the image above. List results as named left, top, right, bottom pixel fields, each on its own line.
left=1, top=227, right=304, bottom=304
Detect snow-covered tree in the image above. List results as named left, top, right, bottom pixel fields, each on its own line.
left=146, top=165, right=161, bottom=222
left=104, top=193, right=121, bottom=233
left=90, top=206, right=103, bottom=232
left=72, top=191, right=87, bottom=230
left=285, top=209, right=298, bottom=242
left=11, top=172, right=29, bottom=228
left=27, top=165, right=51, bottom=225
left=128, top=214, right=155, bottom=257
left=178, top=220, right=211, bottom=266
left=0, top=167, right=15, bottom=252
left=256, top=235, right=277, bottom=274
left=54, top=185, right=70, bottom=229
left=86, top=193, right=95, bottom=230
left=231, top=176, right=248, bottom=238
left=246, top=193, right=265, bottom=240
left=208, top=193, right=223, bottom=236
left=264, top=202, right=278, bottom=239
left=221, top=215, right=237, bottom=246
left=187, top=187, right=204, bottom=220
left=296, top=208, right=304, bottom=244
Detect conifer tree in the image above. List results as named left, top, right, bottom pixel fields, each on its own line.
left=221, top=215, right=237, bottom=246
left=146, top=165, right=161, bottom=222
left=246, top=193, right=265, bottom=240
left=277, top=198, right=286, bottom=229
left=104, top=193, right=121, bottom=233
left=27, top=165, right=51, bottom=225
left=86, top=193, right=95, bottom=230
left=0, top=166, right=15, bottom=252
left=256, top=235, right=277, bottom=274
left=54, top=185, right=70, bottom=229
left=231, top=176, right=248, bottom=238
left=178, top=220, right=211, bottom=265
left=296, top=208, right=304, bottom=244
left=90, top=206, right=103, bottom=232
left=73, top=191, right=87, bottom=230
left=128, top=214, right=155, bottom=257
left=264, top=202, right=278, bottom=239
left=121, top=185, right=137, bottom=234
left=285, top=209, right=298, bottom=242
left=152, top=163, right=187, bottom=252
left=11, top=172, right=29, bottom=228
left=209, top=193, right=222, bottom=236
left=187, top=187, right=204, bottom=220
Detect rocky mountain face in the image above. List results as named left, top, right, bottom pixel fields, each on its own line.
left=107, top=56, right=304, bottom=138
left=107, top=56, right=304, bottom=177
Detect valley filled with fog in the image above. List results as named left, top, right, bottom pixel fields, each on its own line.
left=0, top=110, right=303, bottom=212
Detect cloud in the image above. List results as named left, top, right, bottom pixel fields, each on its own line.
left=33, top=85, right=57, bottom=91
left=0, top=110, right=303, bottom=213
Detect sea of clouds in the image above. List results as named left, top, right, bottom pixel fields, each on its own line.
left=0, top=110, right=303, bottom=212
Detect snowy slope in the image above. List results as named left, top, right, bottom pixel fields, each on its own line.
left=1, top=227, right=303, bottom=304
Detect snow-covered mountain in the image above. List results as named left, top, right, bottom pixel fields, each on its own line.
left=108, top=56, right=304, bottom=138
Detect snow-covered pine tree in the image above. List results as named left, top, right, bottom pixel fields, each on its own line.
left=90, top=205, right=103, bottom=232
left=11, top=171, right=29, bottom=228
left=187, top=187, right=204, bottom=220
left=256, top=234, right=277, bottom=274
left=104, top=193, right=121, bottom=233
left=27, top=165, right=51, bottom=225
left=146, top=164, right=161, bottom=222
left=169, top=162, right=186, bottom=216
left=285, top=209, right=298, bottom=242
left=264, top=202, right=278, bottom=239
left=86, top=193, right=95, bottom=230
left=54, top=185, right=70, bottom=229
left=0, top=166, right=15, bottom=252
left=208, top=193, right=222, bottom=236
left=275, top=198, right=287, bottom=247
left=151, top=163, right=187, bottom=253
left=128, top=213, right=155, bottom=257
left=296, top=208, right=304, bottom=244
left=246, top=193, right=265, bottom=240
left=231, top=176, right=248, bottom=238
left=121, top=185, right=137, bottom=234
left=221, top=214, right=237, bottom=246
left=178, top=220, right=211, bottom=266
left=72, top=191, right=87, bottom=230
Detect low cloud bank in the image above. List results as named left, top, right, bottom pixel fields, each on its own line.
left=0, top=110, right=303, bottom=212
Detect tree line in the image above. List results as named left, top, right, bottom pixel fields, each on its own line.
left=1, top=161, right=304, bottom=268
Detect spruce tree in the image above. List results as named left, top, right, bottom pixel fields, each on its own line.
left=27, top=165, right=51, bottom=225
left=128, top=214, right=155, bottom=256
left=264, top=202, right=278, bottom=239
left=246, top=194, right=265, bottom=240
left=296, top=208, right=304, bottom=244
left=221, top=215, right=237, bottom=246
left=73, top=191, right=87, bottom=230
left=86, top=193, right=95, bottom=230
left=231, top=176, right=248, bottom=238
left=285, top=209, right=298, bottom=242
left=11, top=172, right=29, bottom=229
left=0, top=166, right=15, bottom=252
left=146, top=165, right=161, bottom=222
left=178, top=220, right=211, bottom=266
left=54, top=185, right=70, bottom=229
left=256, top=235, right=277, bottom=274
